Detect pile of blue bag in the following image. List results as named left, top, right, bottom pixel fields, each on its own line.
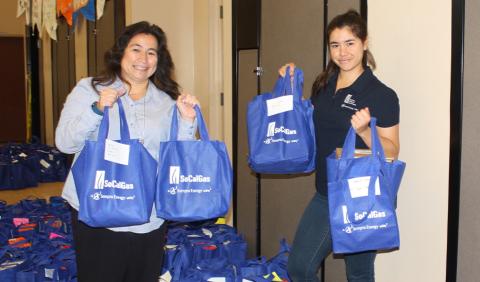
left=161, top=222, right=291, bottom=282
left=0, top=197, right=76, bottom=282
left=0, top=142, right=68, bottom=190
left=0, top=197, right=291, bottom=282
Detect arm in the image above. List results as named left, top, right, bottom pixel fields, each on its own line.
left=356, top=124, right=399, bottom=159
left=351, top=107, right=400, bottom=159
left=176, top=92, right=200, bottom=140
left=55, top=80, right=103, bottom=154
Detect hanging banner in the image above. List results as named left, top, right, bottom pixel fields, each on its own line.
left=97, top=0, right=105, bottom=20
left=73, top=0, right=89, bottom=10
left=17, top=0, right=31, bottom=25
left=32, top=0, right=43, bottom=37
left=43, top=0, right=57, bottom=40
left=73, top=0, right=96, bottom=23
left=57, top=0, right=74, bottom=26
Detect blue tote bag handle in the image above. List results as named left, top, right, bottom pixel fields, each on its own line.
left=170, top=105, right=208, bottom=141
left=340, top=118, right=384, bottom=160
left=97, top=99, right=130, bottom=141
left=271, top=66, right=304, bottom=103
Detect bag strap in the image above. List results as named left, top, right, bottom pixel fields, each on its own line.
left=292, top=67, right=304, bottom=102
left=172, top=245, right=191, bottom=281
left=341, top=117, right=386, bottom=160
left=170, top=105, right=209, bottom=141
left=271, top=66, right=304, bottom=102
left=97, top=99, right=130, bottom=141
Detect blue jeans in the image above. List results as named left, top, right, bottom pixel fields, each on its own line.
left=287, top=192, right=376, bottom=282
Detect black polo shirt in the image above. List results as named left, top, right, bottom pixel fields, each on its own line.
left=311, top=67, right=399, bottom=195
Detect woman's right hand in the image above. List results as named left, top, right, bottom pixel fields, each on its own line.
left=97, top=87, right=126, bottom=112
left=278, top=62, right=296, bottom=77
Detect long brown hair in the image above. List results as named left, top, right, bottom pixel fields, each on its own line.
left=311, top=10, right=376, bottom=97
left=91, top=21, right=180, bottom=100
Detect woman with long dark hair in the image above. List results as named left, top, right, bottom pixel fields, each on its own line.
left=56, top=21, right=198, bottom=282
left=283, top=10, right=400, bottom=281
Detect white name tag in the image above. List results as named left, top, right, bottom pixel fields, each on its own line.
left=266, top=95, right=293, bottom=116
left=45, top=268, right=55, bottom=279
left=104, top=139, right=130, bottom=165
left=40, top=159, right=51, bottom=169
left=208, top=278, right=226, bottom=282
left=347, top=176, right=381, bottom=198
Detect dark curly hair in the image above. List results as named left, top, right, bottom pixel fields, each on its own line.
left=91, top=21, right=180, bottom=100
left=311, top=10, right=376, bottom=96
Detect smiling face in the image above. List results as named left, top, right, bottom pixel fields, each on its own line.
left=120, top=33, right=158, bottom=85
left=328, top=26, right=367, bottom=76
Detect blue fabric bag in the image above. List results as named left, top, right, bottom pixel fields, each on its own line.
left=0, top=144, right=39, bottom=190
left=327, top=118, right=406, bottom=254
left=179, top=257, right=237, bottom=282
left=155, top=105, right=232, bottom=222
left=72, top=100, right=157, bottom=227
left=161, top=222, right=248, bottom=281
left=247, top=67, right=315, bottom=174
left=239, top=239, right=291, bottom=282
left=31, top=144, right=68, bottom=183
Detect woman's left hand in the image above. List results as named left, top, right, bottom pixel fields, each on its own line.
left=177, top=92, right=199, bottom=122
left=351, top=107, right=371, bottom=135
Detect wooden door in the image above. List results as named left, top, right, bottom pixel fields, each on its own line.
left=0, top=36, right=27, bottom=142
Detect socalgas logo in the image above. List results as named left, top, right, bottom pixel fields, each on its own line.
left=341, top=205, right=386, bottom=224
left=266, top=122, right=297, bottom=137
left=169, top=166, right=211, bottom=185
left=93, top=170, right=134, bottom=190
left=354, top=210, right=386, bottom=221
left=341, top=205, right=389, bottom=234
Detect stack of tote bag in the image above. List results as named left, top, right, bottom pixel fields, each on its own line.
left=247, top=67, right=315, bottom=174
left=72, top=100, right=157, bottom=227
left=327, top=118, right=406, bottom=254
left=156, top=105, right=232, bottom=222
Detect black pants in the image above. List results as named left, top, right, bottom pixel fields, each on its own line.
left=70, top=208, right=167, bottom=282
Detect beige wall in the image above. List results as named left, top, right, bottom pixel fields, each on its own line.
left=129, top=0, right=197, bottom=103
left=369, top=1, right=451, bottom=281
left=193, top=1, right=211, bottom=133
left=0, top=1, right=26, bottom=36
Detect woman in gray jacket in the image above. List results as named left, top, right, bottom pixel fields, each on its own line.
left=55, top=21, right=198, bottom=282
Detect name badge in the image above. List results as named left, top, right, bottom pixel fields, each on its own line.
left=266, top=95, right=293, bottom=116
left=104, top=139, right=130, bottom=165
left=347, top=176, right=381, bottom=198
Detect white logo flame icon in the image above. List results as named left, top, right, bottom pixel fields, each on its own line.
left=94, top=171, right=105, bottom=189
left=267, top=122, right=276, bottom=137
left=169, top=166, right=180, bottom=184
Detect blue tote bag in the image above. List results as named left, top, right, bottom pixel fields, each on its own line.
left=0, top=144, right=40, bottom=190
left=72, top=100, right=157, bottom=227
left=155, top=105, right=232, bottom=222
left=247, top=67, right=315, bottom=174
left=327, top=118, right=406, bottom=254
